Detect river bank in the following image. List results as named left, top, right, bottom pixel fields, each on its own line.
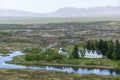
left=0, top=68, right=120, bottom=80
left=8, top=61, right=120, bottom=70
left=8, top=55, right=120, bottom=70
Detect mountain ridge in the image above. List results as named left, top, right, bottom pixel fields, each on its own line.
left=0, top=6, right=120, bottom=17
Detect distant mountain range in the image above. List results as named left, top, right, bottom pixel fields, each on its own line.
left=0, top=6, right=120, bottom=17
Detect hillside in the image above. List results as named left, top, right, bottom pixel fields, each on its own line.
left=0, top=6, right=120, bottom=18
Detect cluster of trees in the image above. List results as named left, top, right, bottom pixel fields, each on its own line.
left=24, top=46, right=81, bottom=62
left=24, top=48, right=64, bottom=62
left=85, top=39, right=120, bottom=60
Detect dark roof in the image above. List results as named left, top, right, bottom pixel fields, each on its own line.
left=79, top=50, right=102, bottom=55
left=60, top=48, right=67, bottom=52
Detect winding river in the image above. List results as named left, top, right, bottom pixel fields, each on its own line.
left=0, top=51, right=120, bottom=76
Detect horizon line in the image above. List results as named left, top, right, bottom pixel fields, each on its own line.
left=0, top=5, right=119, bottom=13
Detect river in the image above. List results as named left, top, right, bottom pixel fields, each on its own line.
left=0, top=51, right=120, bottom=76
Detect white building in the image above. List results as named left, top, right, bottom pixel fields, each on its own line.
left=58, top=48, right=69, bottom=58
left=79, top=49, right=103, bottom=58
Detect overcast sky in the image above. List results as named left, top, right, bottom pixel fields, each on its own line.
left=0, top=0, right=119, bottom=13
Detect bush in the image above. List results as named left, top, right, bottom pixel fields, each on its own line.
left=117, top=61, right=120, bottom=66
left=74, top=76, right=80, bottom=80
left=84, top=60, right=96, bottom=65
left=45, top=53, right=64, bottom=61
left=24, top=48, right=64, bottom=62
left=25, top=54, right=33, bottom=61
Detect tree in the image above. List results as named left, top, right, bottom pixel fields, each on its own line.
left=98, top=39, right=107, bottom=55
left=107, top=40, right=114, bottom=59
left=113, top=40, right=120, bottom=60
left=104, top=41, right=109, bottom=54
left=86, top=40, right=98, bottom=50
left=86, top=41, right=95, bottom=50
left=86, top=40, right=91, bottom=50
left=72, top=45, right=79, bottom=59
left=98, top=39, right=103, bottom=53
left=95, top=40, right=98, bottom=50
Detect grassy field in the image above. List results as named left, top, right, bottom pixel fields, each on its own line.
left=0, top=69, right=119, bottom=80
left=0, top=17, right=120, bottom=24
left=0, top=20, right=119, bottom=54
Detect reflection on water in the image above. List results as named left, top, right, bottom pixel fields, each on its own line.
left=0, top=51, right=120, bottom=76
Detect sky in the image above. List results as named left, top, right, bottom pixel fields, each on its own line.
left=0, top=0, right=119, bottom=13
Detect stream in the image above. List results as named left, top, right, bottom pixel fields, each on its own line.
left=0, top=51, right=120, bottom=76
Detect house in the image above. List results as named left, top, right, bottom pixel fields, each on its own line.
left=58, top=48, right=69, bottom=58
left=79, top=49, right=103, bottom=58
